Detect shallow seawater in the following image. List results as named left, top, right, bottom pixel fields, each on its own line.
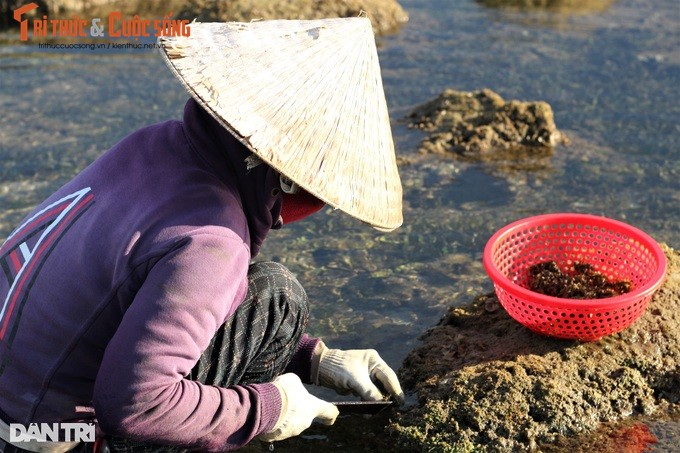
left=0, top=0, right=679, bottom=447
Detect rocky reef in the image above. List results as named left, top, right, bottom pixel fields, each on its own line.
left=409, top=88, right=568, bottom=159
left=175, top=0, right=408, bottom=35
left=389, top=243, right=679, bottom=451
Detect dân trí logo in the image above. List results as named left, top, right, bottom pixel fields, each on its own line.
left=12, top=2, right=190, bottom=42
left=10, top=423, right=95, bottom=443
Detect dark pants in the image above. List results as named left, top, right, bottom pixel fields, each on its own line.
left=0, top=262, right=309, bottom=453
left=110, top=261, right=310, bottom=453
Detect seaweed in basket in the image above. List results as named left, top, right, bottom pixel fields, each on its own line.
left=528, top=261, right=632, bottom=299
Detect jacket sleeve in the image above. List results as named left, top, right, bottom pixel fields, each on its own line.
left=283, top=334, right=320, bottom=383
left=93, top=232, right=281, bottom=452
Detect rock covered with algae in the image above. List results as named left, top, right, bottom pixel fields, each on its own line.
left=389, top=243, right=679, bottom=452
left=180, top=0, right=409, bottom=35
left=409, top=88, right=568, bottom=158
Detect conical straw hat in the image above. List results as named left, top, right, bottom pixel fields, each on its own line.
left=159, top=17, right=403, bottom=231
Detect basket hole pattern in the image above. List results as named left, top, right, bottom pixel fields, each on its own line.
left=495, top=284, right=653, bottom=340
left=492, top=222, right=659, bottom=289
left=489, top=220, right=661, bottom=340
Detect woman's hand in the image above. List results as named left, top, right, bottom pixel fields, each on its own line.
left=313, top=342, right=405, bottom=405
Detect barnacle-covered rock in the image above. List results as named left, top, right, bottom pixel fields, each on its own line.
left=409, top=88, right=568, bottom=159
left=390, top=244, right=679, bottom=452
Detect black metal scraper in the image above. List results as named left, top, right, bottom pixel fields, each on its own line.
left=332, top=400, right=393, bottom=415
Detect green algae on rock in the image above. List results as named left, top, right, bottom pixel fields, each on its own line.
left=390, top=243, right=679, bottom=452
left=409, top=88, right=568, bottom=159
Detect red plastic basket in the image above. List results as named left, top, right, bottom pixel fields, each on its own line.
left=483, top=213, right=667, bottom=341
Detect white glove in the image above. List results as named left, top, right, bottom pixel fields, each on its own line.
left=259, top=373, right=339, bottom=442
left=313, top=342, right=405, bottom=405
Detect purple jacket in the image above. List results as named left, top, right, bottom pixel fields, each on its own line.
left=0, top=99, right=318, bottom=451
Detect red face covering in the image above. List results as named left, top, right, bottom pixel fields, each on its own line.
left=280, top=189, right=325, bottom=223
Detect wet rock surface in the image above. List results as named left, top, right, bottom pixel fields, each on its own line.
left=543, top=408, right=680, bottom=453
left=178, top=0, right=409, bottom=35
left=389, top=243, right=679, bottom=452
left=409, top=88, right=568, bottom=159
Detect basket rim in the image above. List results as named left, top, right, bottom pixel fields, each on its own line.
left=483, top=213, right=668, bottom=309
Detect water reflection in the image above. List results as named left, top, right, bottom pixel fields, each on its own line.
left=475, top=0, right=617, bottom=14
